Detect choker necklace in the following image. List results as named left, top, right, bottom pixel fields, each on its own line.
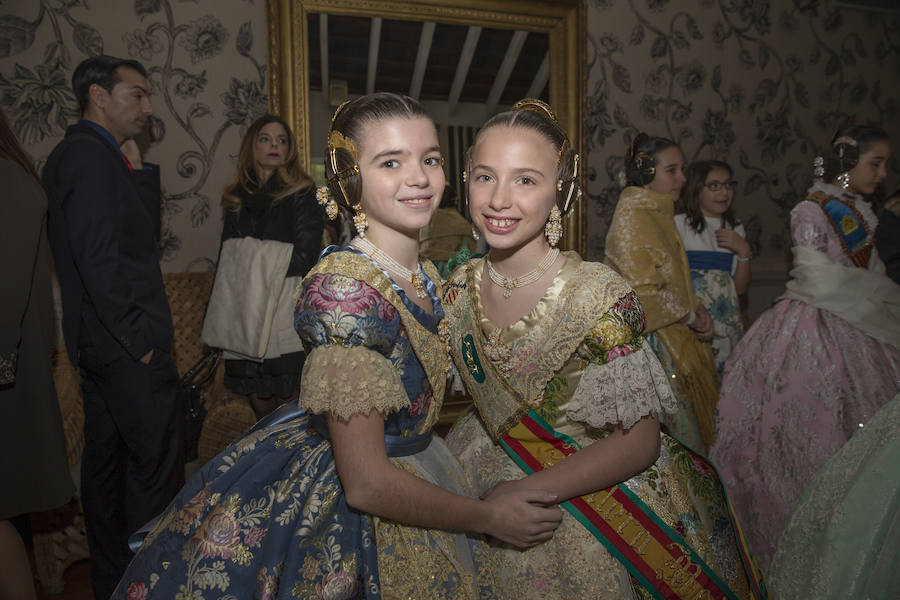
left=486, top=247, right=560, bottom=299
left=350, top=237, right=428, bottom=298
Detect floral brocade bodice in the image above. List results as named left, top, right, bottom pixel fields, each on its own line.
left=294, top=247, right=447, bottom=436
left=445, top=252, right=673, bottom=443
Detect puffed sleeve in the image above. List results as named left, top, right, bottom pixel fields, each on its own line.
left=790, top=200, right=831, bottom=252
left=293, top=272, right=408, bottom=420
left=566, top=291, right=677, bottom=430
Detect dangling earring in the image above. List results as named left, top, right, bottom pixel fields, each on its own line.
left=352, top=203, right=368, bottom=237
left=544, top=205, right=562, bottom=247
left=838, top=171, right=851, bottom=190
left=471, top=226, right=480, bottom=241
left=316, top=186, right=339, bottom=220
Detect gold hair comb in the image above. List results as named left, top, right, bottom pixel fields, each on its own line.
left=512, top=98, right=559, bottom=124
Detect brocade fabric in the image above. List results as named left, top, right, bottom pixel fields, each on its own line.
left=711, top=183, right=900, bottom=570
left=112, top=247, right=496, bottom=600
left=768, top=393, right=900, bottom=599
left=444, top=254, right=753, bottom=599
left=605, top=186, right=719, bottom=450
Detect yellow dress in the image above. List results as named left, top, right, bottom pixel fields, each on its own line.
left=605, top=186, right=719, bottom=450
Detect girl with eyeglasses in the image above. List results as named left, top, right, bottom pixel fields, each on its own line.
left=675, top=160, right=751, bottom=376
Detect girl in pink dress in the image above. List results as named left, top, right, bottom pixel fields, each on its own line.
left=711, top=124, right=900, bottom=570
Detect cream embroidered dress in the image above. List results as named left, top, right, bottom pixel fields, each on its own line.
left=444, top=253, right=754, bottom=600
left=113, top=246, right=497, bottom=600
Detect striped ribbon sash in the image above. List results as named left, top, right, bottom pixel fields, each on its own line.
left=500, top=410, right=767, bottom=600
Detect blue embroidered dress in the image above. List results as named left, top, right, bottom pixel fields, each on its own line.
left=112, top=246, right=496, bottom=600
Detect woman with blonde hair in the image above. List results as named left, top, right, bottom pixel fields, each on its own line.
left=205, top=115, right=323, bottom=419
left=115, top=93, right=560, bottom=599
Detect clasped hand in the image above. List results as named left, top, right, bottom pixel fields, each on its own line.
left=688, top=304, right=714, bottom=342
left=479, top=479, right=562, bottom=549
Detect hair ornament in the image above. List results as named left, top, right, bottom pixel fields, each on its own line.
left=326, top=100, right=360, bottom=204
left=513, top=98, right=571, bottom=167
left=812, top=155, right=825, bottom=179
left=833, top=135, right=857, bottom=148
left=512, top=98, right=559, bottom=123
left=316, top=185, right=339, bottom=220
left=629, top=132, right=649, bottom=162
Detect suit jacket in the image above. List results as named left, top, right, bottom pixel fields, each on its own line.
left=43, top=122, right=173, bottom=367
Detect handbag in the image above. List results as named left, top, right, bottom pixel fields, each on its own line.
left=179, top=349, right=221, bottom=463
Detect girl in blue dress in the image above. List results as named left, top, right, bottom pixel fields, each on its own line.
left=112, top=93, right=561, bottom=600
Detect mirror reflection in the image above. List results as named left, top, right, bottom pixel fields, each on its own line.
left=305, top=13, right=550, bottom=207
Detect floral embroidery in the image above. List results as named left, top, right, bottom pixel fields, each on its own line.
left=408, top=390, right=432, bottom=417
left=536, top=376, right=567, bottom=425
left=586, top=291, right=646, bottom=364
left=303, top=274, right=384, bottom=317
left=125, top=581, right=148, bottom=600
left=256, top=566, right=280, bottom=600
left=193, top=500, right=244, bottom=560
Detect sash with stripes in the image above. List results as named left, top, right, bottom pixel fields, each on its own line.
left=444, top=258, right=767, bottom=599
left=808, top=191, right=872, bottom=268
left=501, top=410, right=767, bottom=600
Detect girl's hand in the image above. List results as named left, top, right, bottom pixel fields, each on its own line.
left=715, top=228, right=751, bottom=259
left=689, top=304, right=715, bottom=341
left=482, top=488, right=562, bottom=548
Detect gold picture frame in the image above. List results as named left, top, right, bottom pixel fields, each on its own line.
left=266, top=0, right=586, bottom=253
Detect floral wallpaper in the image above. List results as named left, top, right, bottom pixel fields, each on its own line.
left=2, top=0, right=898, bottom=276
left=0, top=0, right=267, bottom=272
left=584, top=0, right=900, bottom=272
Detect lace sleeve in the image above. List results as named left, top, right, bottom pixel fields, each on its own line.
left=567, top=291, right=677, bottom=430
left=294, top=272, right=408, bottom=419
left=300, top=345, right=407, bottom=420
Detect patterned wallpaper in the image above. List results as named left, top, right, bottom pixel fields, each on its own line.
left=0, top=0, right=267, bottom=272
left=584, top=0, right=900, bottom=270
left=2, top=0, right=898, bottom=274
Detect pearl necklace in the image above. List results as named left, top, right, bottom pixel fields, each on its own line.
left=350, top=237, right=428, bottom=298
left=486, top=247, right=560, bottom=299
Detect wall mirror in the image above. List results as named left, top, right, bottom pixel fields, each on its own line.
left=266, top=0, right=586, bottom=252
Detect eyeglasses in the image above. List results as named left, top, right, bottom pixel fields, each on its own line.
left=704, top=180, right=738, bottom=191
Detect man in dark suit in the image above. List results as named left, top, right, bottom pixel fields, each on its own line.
left=43, top=55, right=184, bottom=599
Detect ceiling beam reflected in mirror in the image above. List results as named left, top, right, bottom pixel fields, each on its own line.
left=410, top=22, right=436, bottom=99
left=448, top=26, right=481, bottom=116
left=485, top=30, right=527, bottom=115
left=307, top=15, right=549, bottom=109
left=366, top=17, right=382, bottom=94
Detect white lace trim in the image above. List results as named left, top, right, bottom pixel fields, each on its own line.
left=566, top=344, right=677, bottom=430
left=299, top=344, right=408, bottom=420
